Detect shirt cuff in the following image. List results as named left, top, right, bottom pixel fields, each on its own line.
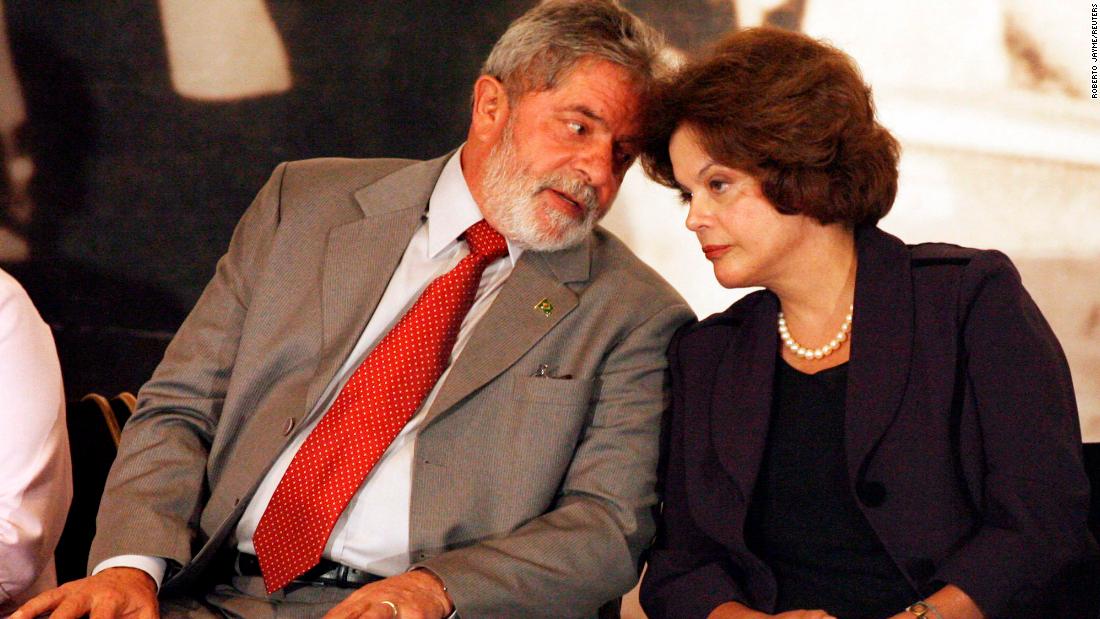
left=92, top=555, right=167, bottom=591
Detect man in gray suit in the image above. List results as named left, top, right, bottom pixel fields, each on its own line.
left=17, top=1, right=691, bottom=618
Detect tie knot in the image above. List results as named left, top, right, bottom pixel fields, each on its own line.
left=464, top=220, right=508, bottom=261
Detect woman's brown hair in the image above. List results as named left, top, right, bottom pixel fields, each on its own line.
left=641, top=27, right=900, bottom=227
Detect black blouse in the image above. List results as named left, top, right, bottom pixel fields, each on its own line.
left=745, top=357, right=915, bottom=619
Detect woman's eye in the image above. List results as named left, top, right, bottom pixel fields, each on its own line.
left=708, top=179, right=729, bottom=193
left=678, top=190, right=692, bottom=204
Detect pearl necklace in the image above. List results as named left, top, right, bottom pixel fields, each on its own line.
left=778, top=305, right=853, bottom=361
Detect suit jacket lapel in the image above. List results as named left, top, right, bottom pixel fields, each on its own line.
left=710, top=293, right=778, bottom=502
left=681, top=293, right=777, bottom=547
left=844, top=226, right=915, bottom=485
left=421, top=236, right=590, bottom=428
left=306, top=155, right=450, bottom=410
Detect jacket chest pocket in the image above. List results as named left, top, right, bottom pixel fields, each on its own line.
left=512, top=374, right=596, bottom=408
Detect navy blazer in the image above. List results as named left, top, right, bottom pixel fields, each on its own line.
left=640, top=227, right=1096, bottom=619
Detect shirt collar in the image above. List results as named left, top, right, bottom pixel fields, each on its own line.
left=427, top=147, right=522, bottom=266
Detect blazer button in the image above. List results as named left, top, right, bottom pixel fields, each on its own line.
left=857, top=481, right=887, bottom=507
left=282, top=418, right=296, bottom=436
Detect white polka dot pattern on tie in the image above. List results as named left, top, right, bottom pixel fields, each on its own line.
left=252, top=220, right=508, bottom=594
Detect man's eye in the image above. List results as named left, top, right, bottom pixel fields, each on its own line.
left=566, top=121, right=586, bottom=135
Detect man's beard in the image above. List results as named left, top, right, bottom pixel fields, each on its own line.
left=479, top=123, right=602, bottom=252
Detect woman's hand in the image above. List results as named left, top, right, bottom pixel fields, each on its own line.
left=707, top=601, right=837, bottom=619
left=884, top=584, right=984, bottom=619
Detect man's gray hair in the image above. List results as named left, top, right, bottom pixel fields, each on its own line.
left=482, top=0, right=669, bottom=99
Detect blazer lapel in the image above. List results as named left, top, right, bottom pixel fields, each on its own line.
left=686, top=293, right=778, bottom=546
left=306, top=156, right=449, bottom=410
left=844, top=226, right=915, bottom=485
left=421, top=237, right=590, bottom=428
left=710, top=293, right=778, bottom=499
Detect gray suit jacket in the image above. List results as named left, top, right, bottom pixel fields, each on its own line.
left=91, top=155, right=693, bottom=618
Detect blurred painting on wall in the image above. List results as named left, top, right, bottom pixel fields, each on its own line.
left=0, top=0, right=1096, bottom=432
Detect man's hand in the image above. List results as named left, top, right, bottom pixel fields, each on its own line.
left=323, top=569, right=453, bottom=619
left=12, top=567, right=158, bottom=619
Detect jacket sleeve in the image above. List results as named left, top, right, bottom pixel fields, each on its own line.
left=89, top=162, right=287, bottom=570
left=415, top=300, right=694, bottom=619
left=639, top=327, right=750, bottom=619
left=934, top=250, right=1093, bottom=616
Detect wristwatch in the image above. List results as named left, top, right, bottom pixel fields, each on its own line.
left=905, top=602, right=931, bottom=617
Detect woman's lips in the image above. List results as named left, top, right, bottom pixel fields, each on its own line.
left=702, top=244, right=730, bottom=260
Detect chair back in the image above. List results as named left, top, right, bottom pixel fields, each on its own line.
left=54, top=392, right=135, bottom=583
left=1076, top=442, right=1100, bottom=617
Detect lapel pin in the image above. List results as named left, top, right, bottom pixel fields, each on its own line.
left=534, top=298, right=554, bottom=317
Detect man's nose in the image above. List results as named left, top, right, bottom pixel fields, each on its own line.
left=575, top=139, right=615, bottom=193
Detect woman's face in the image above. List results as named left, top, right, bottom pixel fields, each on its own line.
left=669, top=126, right=813, bottom=290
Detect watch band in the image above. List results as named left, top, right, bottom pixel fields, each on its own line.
left=906, top=601, right=931, bottom=617
left=906, top=601, right=945, bottom=619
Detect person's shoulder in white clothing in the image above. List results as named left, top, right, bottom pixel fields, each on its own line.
left=0, top=268, right=71, bottom=616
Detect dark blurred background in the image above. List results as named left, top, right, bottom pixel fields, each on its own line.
left=6, top=1, right=1095, bottom=446
left=0, top=0, right=782, bottom=398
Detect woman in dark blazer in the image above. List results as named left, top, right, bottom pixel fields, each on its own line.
left=637, top=27, right=1095, bottom=619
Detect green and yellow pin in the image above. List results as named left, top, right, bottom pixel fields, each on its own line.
left=534, top=298, right=554, bottom=317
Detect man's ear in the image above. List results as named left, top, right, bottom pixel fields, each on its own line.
left=469, top=75, right=511, bottom=143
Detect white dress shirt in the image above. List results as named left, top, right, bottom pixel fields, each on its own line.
left=96, top=150, right=522, bottom=587
left=0, top=268, right=71, bottom=615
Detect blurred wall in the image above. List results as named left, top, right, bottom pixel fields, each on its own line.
left=607, top=0, right=1100, bottom=446
left=1, top=3, right=1096, bottom=615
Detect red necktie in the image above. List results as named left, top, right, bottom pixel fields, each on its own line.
left=253, top=220, right=508, bottom=593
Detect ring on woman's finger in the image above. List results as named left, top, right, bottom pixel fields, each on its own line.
left=379, top=599, right=399, bottom=618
